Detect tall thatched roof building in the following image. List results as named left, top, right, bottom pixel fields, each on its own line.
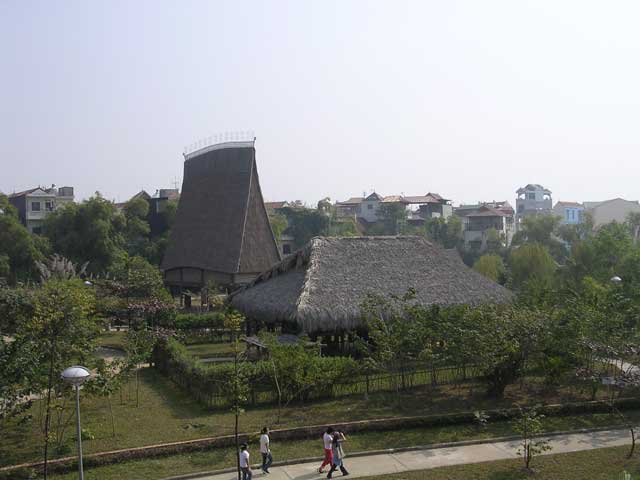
left=230, top=236, right=513, bottom=333
left=161, top=140, right=281, bottom=290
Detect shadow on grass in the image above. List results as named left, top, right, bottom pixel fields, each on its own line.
left=139, top=367, right=211, bottom=420
left=487, top=471, right=528, bottom=480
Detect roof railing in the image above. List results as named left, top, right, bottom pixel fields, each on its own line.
left=183, top=131, right=255, bottom=157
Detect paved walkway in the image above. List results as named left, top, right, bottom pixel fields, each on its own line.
left=187, top=428, right=633, bottom=480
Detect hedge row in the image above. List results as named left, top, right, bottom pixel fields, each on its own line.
left=173, top=312, right=226, bottom=330
left=152, top=338, right=359, bottom=408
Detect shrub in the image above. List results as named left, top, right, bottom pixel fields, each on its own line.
left=153, top=338, right=358, bottom=408
left=173, top=312, right=225, bottom=330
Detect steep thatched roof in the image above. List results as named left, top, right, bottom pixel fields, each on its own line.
left=161, top=142, right=281, bottom=278
left=230, top=236, right=513, bottom=333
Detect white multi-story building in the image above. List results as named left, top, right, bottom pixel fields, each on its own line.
left=9, top=185, right=74, bottom=233
left=335, top=192, right=452, bottom=225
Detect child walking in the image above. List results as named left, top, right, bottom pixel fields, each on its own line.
left=240, top=443, right=252, bottom=480
left=327, top=431, right=349, bottom=478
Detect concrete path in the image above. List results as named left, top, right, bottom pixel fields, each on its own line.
left=96, top=346, right=126, bottom=363
left=185, top=428, right=633, bottom=480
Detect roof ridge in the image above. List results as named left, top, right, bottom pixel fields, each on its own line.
left=253, top=160, right=282, bottom=264
left=294, top=239, right=319, bottom=319
left=235, top=154, right=255, bottom=274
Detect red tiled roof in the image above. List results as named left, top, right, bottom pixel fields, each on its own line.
left=265, top=201, right=288, bottom=209
left=9, top=187, right=39, bottom=198
left=382, top=195, right=407, bottom=203
left=466, top=206, right=510, bottom=217
left=399, top=193, right=450, bottom=204
left=337, top=197, right=364, bottom=205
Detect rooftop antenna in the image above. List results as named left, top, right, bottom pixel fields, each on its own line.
left=172, top=177, right=179, bottom=190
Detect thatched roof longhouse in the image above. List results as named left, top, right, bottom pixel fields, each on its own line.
left=161, top=141, right=281, bottom=289
left=230, top=236, right=513, bottom=333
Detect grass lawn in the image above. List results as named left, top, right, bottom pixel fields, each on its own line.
left=184, top=342, right=235, bottom=359
left=358, top=445, right=640, bottom=479
left=4, top=367, right=639, bottom=469
left=96, top=331, right=127, bottom=350
left=48, top=419, right=640, bottom=480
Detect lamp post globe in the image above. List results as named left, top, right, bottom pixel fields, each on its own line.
left=610, top=276, right=623, bottom=284
left=61, top=366, right=91, bottom=480
left=61, top=366, right=91, bottom=387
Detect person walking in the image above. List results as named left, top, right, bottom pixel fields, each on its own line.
left=318, top=427, right=334, bottom=473
left=327, top=431, right=349, bottom=478
left=260, top=427, right=273, bottom=474
left=240, top=443, right=252, bottom=480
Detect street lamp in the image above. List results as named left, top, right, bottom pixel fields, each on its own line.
left=611, top=276, right=623, bottom=284
left=61, top=366, right=91, bottom=480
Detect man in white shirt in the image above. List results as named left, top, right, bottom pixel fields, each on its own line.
left=260, top=427, right=273, bottom=474
left=239, top=443, right=252, bottom=480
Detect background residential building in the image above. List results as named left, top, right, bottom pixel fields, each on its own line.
left=456, top=202, right=515, bottom=251
left=8, top=185, right=74, bottom=233
left=335, top=197, right=363, bottom=219
left=264, top=201, right=291, bottom=216
left=584, top=198, right=640, bottom=228
left=515, top=184, right=552, bottom=226
left=553, top=201, right=584, bottom=225
left=398, top=193, right=453, bottom=224
left=335, top=191, right=452, bottom=224
left=148, top=188, right=180, bottom=236
left=354, top=192, right=382, bottom=223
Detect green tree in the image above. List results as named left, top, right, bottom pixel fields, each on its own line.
left=508, top=243, right=556, bottom=289
left=0, top=285, right=35, bottom=334
left=465, top=306, right=546, bottom=398
left=268, top=213, right=288, bottom=245
left=484, top=228, right=506, bottom=255
left=565, top=222, right=635, bottom=285
left=18, top=279, right=97, bottom=478
left=84, top=359, right=125, bottom=437
left=112, top=255, right=167, bottom=299
left=0, top=203, right=45, bottom=283
left=109, top=255, right=173, bottom=329
left=43, top=194, right=126, bottom=274
left=513, top=405, right=552, bottom=470
left=473, top=254, right=506, bottom=283
left=224, top=310, right=249, bottom=480
left=327, top=217, right=359, bottom=237
left=0, top=254, right=9, bottom=279
left=124, top=329, right=155, bottom=407
left=147, top=199, right=178, bottom=265
left=377, top=203, right=407, bottom=235
left=512, top=215, right=565, bottom=261
left=0, top=194, right=18, bottom=217
left=280, top=207, right=330, bottom=248
left=123, top=197, right=151, bottom=258
left=426, top=216, right=462, bottom=249
left=557, top=212, right=594, bottom=250
left=264, top=333, right=324, bottom=422
left=0, top=335, right=38, bottom=427
left=627, top=211, right=640, bottom=244
left=360, top=290, right=424, bottom=391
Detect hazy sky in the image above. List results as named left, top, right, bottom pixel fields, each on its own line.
left=2, top=1, right=639, bottom=206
